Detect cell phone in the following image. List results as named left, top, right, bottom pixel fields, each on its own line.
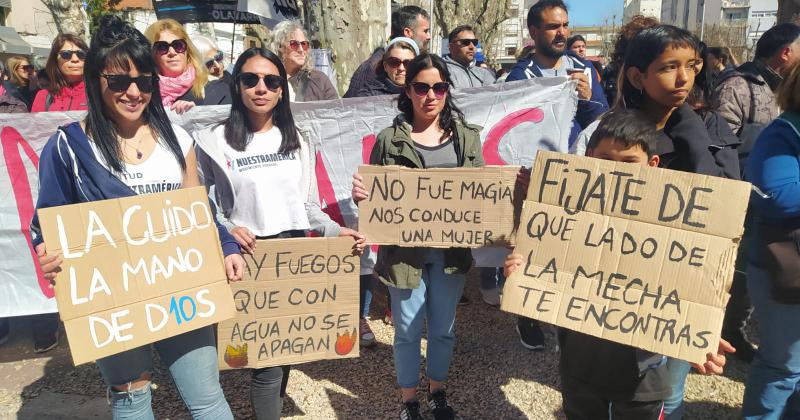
left=567, top=68, right=593, bottom=90
left=566, top=68, right=583, bottom=75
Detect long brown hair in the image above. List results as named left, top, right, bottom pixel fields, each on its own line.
left=44, top=33, right=89, bottom=95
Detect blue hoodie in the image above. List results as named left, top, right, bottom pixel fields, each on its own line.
left=30, top=121, right=240, bottom=257
left=506, top=52, right=608, bottom=145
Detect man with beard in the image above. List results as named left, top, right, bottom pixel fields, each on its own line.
left=505, top=0, right=608, bottom=351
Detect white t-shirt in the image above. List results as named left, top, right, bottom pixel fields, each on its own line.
left=216, top=125, right=310, bottom=236
left=89, top=124, right=193, bottom=195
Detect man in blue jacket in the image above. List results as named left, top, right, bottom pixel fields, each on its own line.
left=506, top=0, right=608, bottom=146
left=506, top=0, right=609, bottom=351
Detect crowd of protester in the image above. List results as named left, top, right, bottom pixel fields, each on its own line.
left=2, top=0, right=800, bottom=418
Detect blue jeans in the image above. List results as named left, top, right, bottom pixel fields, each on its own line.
left=743, top=264, right=800, bottom=419
left=478, top=267, right=505, bottom=290
left=96, top=326, right=233, bottom=420
left=663, top=358, right=691, bottom=419
left=389, top=249, right=466, bottom=388
left=360, top=274, right=374, bottom=318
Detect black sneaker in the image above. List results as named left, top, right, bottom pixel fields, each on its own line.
left=427, top=389, right=455, bottom=420
left=34, top=329, right=59, bottom=354
left=722, top=329, right=757, bottom=363
left=399, top=400, right=426, bottom=420
left=516, top=317, right=545, bottom=351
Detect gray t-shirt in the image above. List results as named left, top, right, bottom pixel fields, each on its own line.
left=530, top=55, right=574, bottom=77
left=414, top=138, right=458, bottom=168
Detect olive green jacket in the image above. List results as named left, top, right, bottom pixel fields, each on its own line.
left=370, top=116, right=485, bottom=289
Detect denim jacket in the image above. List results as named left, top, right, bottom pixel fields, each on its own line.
left=369, top=116, right=484, bottom=289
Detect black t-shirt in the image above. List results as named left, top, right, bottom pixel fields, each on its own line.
left=559, top=330, right=671, bottom=402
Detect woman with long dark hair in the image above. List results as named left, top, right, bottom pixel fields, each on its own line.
left=194, top=47, right=365, bottom=419
left=30, top=15, right=244, bottom=419
left=352, top=53, right=482, bottom=420
left=31, top=33, right=89, bottom=112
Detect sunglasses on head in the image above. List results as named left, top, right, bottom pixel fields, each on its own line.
left=288, top=40, right=310, bottom=52
left=237, top=72, right=283, bottom=91
left=58, top=49, right=87, bottom=61
left=385, top=57, right=412, bottom=69
left=102, top=74, right=156, bottom=93
left=205, top=51, right=224, bottom=69
left=152, top=39, right=188, bottom=55
left=409, top=81, right=449, bottom=99
left=454, top=39, right=479, bottom=47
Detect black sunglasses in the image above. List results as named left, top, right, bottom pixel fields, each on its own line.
left=237, top=72, right=283, bottom=91
left=19, top=64, right=34, bottom=72
left=454, top=39, right=479, bottom=47
left=205, top=51, right=224, bottom=69
left=58, top=49, right=87, bottom=61
left=153, top=39, right=188, bottom=55
left=101, top=74, right=156, bottom=93
left=385, top=57, right=412, bottom=68
left=409, top=81, right=449, bottom=99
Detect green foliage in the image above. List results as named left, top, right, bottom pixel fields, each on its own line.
left=86, top=0, right=117, bottom=35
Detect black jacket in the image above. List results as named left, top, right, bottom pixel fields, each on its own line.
left=355, top=73, right=403, bottom=97
left=659, top=103, right=727, bottom=177
left=699, top=108, right=741, bottom=180
left=2, top=80, right=38, bottom=111
left=203, top=73, right=233, bottom=106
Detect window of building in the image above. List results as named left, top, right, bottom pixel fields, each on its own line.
left=507, top=46, right=517, bottom=56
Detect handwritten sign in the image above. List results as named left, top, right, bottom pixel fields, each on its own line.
left=217, top=237, right=360, bottom=369
left=37, top=187, right=236, bottom=365
left=358, top=165, right=523, bottom=248
left=500, top=152, right=751, bottom=363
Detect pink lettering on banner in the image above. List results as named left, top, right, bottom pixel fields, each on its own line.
left=315, top=151, right=346, bottom=227
left=1, top=127, right=53, bottom=298
left=482, top=108, right=545, bottom=165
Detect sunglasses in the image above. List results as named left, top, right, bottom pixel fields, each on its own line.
left=288, top=40, right=310, bottom=52
left=58, top=49, right=87, bottom=61
left=453, top=39, right=479, bottom=47
left=409, top=81, right=449, bottom=99
left=385, top=57, right=412, bottom=69
left=152, top=39, right=188, bottom=55
left=237, top=72, right=283, bottom=91
left=102, top=74, right=156, bottom=93
left=18, top=65, right=34, bottom=72
left=205, top=51, right=224, bottom=69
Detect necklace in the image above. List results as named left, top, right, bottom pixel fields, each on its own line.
left=122, top=136, right=144, bottom=160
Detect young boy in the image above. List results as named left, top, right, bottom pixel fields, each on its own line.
left=507, top=110, right=667, bottom=419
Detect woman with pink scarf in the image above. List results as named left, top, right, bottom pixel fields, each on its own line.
left=145, top=19, right=208, bottom=114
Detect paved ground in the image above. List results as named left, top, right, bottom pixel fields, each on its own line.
left=0, top=273, right=748, bottom=419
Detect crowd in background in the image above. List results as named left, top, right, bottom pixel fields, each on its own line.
left=2, top=0, right=800, bottom=419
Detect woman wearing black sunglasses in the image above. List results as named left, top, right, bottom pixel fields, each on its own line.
left=268, top=20, right=338, bottom=102
left=3, top=56, right=39, bottom=110
left=195, top=47, right=365, bottom=419
left=352, top=53, right=483, bottom=420
left=354, top=37, right=419, bottom=97
left=30, top=15, right=244, bottom=419
left=144, top=19, right=208, bottom=114
left=31, top=34, right=88, bottom=112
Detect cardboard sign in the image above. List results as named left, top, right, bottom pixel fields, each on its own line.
left=37, top=187, right=236, bottom=365
left=358, top=165, right=524, bottom=248
left=501, top=152, right=751, bottom=363
left=217, top=237, right=360, bottom=369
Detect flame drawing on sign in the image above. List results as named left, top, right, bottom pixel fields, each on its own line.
left=224, top=344, right=248, bottom=368
left=335, top=328, right=357, bottom=355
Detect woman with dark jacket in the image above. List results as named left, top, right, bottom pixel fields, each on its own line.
left=269, top=20, right=338, bottom=102
left=31, top=33, right=88, bottom=112
left=3, top=56, right=39, bottom=110
left=356, top=37, right=419, bottom=97
left=352, top=53, right=482, bottom=420
left=30, top=15, right=243, bottom=419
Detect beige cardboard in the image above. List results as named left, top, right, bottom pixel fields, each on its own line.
left=217, top=237, right=360, bottom=369
left=501, top=152, right=750, bottom=363
left=37, top=187, right=235, bottom=365
left=358, top=165, right=524, bottom=248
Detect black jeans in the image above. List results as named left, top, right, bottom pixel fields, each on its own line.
left=251, top=365, right=291, bottom=420
left=562, top=381, right=663, bottom=420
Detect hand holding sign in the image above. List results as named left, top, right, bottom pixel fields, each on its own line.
left=36, top=243, right=62, bottom=284
left=352, top=173, right=369, bottom=203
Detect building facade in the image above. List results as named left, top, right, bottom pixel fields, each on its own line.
left=623, top=0, right=663, bottom=22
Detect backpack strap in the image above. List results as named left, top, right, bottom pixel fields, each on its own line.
left=45, top=93, right=54, bottom=112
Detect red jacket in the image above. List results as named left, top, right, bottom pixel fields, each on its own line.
left=31, top=80, right=88, bottom=112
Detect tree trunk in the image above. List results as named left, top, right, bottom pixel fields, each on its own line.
left=778, top=0, right=800, bottom=24
left=303, top=0, right=390, bottom=94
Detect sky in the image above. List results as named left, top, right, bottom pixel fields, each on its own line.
left=567, top=0, right=624, bottom=26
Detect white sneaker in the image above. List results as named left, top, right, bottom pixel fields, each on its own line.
left=480, top=287, right=501, bottom=306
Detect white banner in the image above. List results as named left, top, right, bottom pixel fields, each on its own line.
left=0, top=78, right=577, bottom=317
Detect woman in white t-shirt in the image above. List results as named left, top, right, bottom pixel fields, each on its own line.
left=195, top=47, right=365, bottom=420
left=31, top=16, right=245, bottom=419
